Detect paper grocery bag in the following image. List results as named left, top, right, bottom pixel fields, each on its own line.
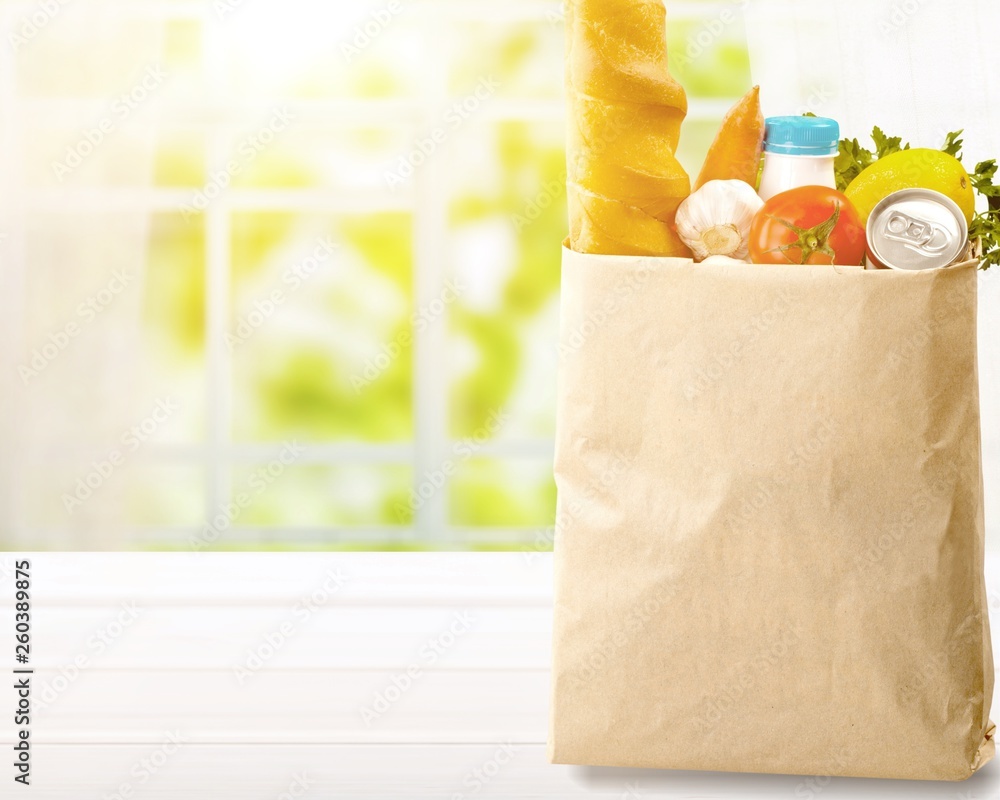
left=549, top=248, right=995, bottom=780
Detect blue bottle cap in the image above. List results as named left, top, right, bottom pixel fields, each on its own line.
left=763, top=116, right=840, bottom=156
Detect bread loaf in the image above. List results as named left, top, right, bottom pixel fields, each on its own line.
left=565, top=0, right=693, bottom=256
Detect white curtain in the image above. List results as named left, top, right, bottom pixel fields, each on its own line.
left=1, top=3, right=165, bottom=548
left=746, top=0, right=1000, bottom=551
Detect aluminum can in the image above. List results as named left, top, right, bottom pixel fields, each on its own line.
left=866, top=188, right=968, bottom=270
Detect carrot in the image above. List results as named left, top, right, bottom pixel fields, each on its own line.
left=693, top=85, right=765, bottom=191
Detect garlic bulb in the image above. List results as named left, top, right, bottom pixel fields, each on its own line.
left=675, top=179, right=764, bottom=262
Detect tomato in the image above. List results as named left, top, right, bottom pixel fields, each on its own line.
left=748, top=186, right=867, bottom=266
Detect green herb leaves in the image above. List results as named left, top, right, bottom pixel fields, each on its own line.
left=833, top=127, right=997, bottom=270
left=969, top=159, right=1000, bottom=270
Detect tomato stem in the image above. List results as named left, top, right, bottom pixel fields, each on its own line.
left=764, top=203, right=842, bottom=264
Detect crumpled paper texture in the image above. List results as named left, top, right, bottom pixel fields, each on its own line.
left=549, top=249, right=994, bottom=780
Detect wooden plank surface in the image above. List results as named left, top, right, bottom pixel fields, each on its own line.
left=0, top=553, right=996, bottom=798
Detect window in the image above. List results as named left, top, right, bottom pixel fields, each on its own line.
left=1, top=0, right=752, bottom=550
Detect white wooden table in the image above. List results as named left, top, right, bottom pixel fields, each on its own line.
left=1, top=553, right=997, bottom=799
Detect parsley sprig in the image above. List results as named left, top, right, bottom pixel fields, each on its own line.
left=969, top=159, right=1000, bottom=270
left=833, top=127, right=999, bottom=270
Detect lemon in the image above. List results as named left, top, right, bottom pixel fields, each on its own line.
left=845, top=148, right=975, bottom=226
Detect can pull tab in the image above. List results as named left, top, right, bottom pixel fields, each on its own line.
left=883, top=212, right=951, bottom=257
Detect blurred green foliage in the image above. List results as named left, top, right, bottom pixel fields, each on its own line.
left=146, top=213, right=206, bottom=354
left=230, top=212, right=414, bottom=443
left=668, top=18, right=753, bottom=97
left=137, top=6, right=751, bottom=550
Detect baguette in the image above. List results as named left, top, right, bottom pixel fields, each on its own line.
left=565, top=0, right=692, bottom=257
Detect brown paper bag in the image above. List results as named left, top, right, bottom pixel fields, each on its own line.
left=549, top=247, right=995, bottom=780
